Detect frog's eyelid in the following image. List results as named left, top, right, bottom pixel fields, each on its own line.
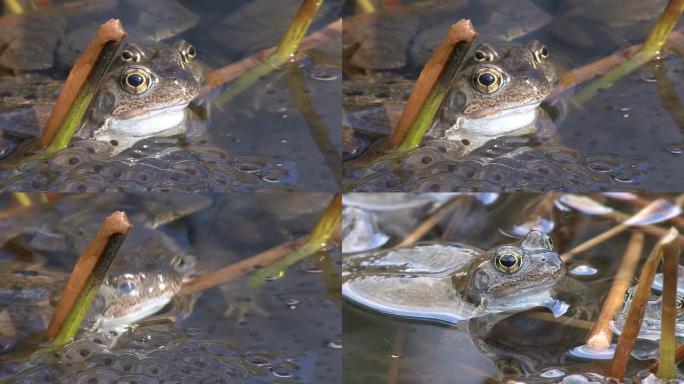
left=473, top=46, right=496, bottom=62
left=120, top=48, right=142, bottom=63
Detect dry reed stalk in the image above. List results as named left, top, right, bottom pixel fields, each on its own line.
left=586, top=232, right=644, bottom=349
left=44, top=211, right=132, bottom=340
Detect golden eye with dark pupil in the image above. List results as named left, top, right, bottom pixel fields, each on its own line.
left=478, top=72, right=495, bottom=87
left=121, top=68, right=152, bottom=94
left=533, top=45, right=549, bottom=63
left=474, top=51, right=487, bottom=61
left=127, top=74, right=144, bottom=87
left=494, top=249, right=523, bottom=274
left=472, top=67, right=503, bottom=94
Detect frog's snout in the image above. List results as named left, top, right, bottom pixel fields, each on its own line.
left=543, top=251, right=565, bottom=278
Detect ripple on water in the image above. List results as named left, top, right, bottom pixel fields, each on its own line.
left=347, top=138, right=648, bottom=192
left=0, top=138, right=297, bottom=192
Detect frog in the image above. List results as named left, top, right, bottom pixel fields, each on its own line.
left=342, top=230, right=565, bottom=323
left=0, top=38, right=205, bottom=159
left=0, top=194, right=211, bottom=353
left=75, top=40, right=204, bottom=155
left=426, top=41, right=561, bottom=157
left=342, top=206, right=390, bottom=254
left=551, top=0, right=669, bottom=51
left=610, top=267, right=684, bottom=342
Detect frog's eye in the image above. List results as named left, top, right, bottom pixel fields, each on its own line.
left=493, top=247, right=523, bottom=274
left=116, top=279, right=139, bottom=296
left=181, top=45, right=197, bottom=62
left=120, top=49, right=140, bottom=63
left=533, top=45, right=549, bottom=63
left=676, top=296, right=684, bottom=316
left=172, top=254, right=197, bottom=275
left=472, top=67, right=503, bottom=94
left=473, top=49, right=493, bottom=62
left=120, top=67, right=153, bottom=95
left=545, top=235, right=554, bottom=250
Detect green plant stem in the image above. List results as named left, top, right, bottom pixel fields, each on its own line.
left=573, top=0, right=684, bottom=105
left=249, top=193, right=340, bottom=286
left=397, top=40, right=472, bottom=151
left=396, top=86, right=447, bottom=151
left=218, top=0, right=324, bottom=105
left=45, top=40, right=121, bottom=153
left=3, top=0, right=24, bottom=14
left=273, top=0, right=323, bottom=62
left=355, top=0, right=376, bottom=13
left=657, top=231, right=681, bottom=380
left=51, top=233, right=126, bottom=346
left=12, top=192, right=32, bottom=207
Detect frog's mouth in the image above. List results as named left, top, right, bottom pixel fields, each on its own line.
left=110, top=104, right=190, bottom=137
left=459, top=103, right=541, bottom=136
left=97, top=295, right=173, bottom=330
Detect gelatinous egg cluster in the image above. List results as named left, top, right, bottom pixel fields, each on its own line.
left=4, top=326, right=305, bottom=383
left=0, top=138, right=297, bottom=192
left=346, top=137, right=646, bottom=192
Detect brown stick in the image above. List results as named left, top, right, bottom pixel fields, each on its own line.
left=44, top=211, right=132, bottom=340
left=524, top=312, right=595, bottom=331
left=199, top=18, right=342, bottom=98
left=657, top=227, right=681, bottom=379
left=609, top=228, right=679, bottom=379
left=388, top=19, right=477, bottom=147
left=617, top=195, right=684, bottom=229
left=180, top=237, right=307, bottom=295
left=37, top=19, right=127, bottom=148
left=549, top=29, right=684, bottom=100
left=586, top=232, right=644, bottom=348
left=561, top=223, right=631, bottom=262
left=561, top=200, right=684, bottom=261
left=397, top=197, right=466, bottom=247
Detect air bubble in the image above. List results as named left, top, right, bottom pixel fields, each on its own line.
left=569, top=264, right=599, bottom=277
left=540, top=368, right=565, bottom=378
left=310, top=65, right=339, bottom=81
left=283, top=298, right=299, bottom=309
left=326, top=338, right=342, bottom=349
left=567, top=344, right=615, bottom=360
left=271, top=361, right=299, bottom=378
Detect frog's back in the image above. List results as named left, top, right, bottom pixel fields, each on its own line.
left=343, top=243, right=486, bottom=323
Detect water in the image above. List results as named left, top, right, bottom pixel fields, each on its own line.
left=342, top=193, right=682, bottom=383
left=342, top=0, right=684, bottom=192
left=0, top=0, right=341, bottom=192
left=0, top=193, right=340, bottom=383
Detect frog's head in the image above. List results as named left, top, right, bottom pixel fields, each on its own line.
left=440, top=41, right=559, bottom=136
left=466, top=231, right=564, bottom=305
left=88, top=40, right=203, bottom=141
left=89, top=229, right=197, bottom=330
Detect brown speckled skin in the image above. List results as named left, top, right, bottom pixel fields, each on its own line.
left=81, top=39, right=203, bottom=136
left=439, top=41, right=559, bottom=124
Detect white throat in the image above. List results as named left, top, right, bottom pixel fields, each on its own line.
left=109, top=105, right=189, bottom=137
left=456, top=104, right=540, bottom=137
